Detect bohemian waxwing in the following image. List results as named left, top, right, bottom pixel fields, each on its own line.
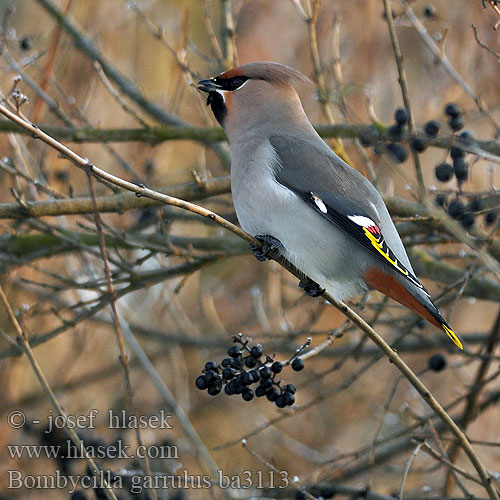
left=198, top=61, right=463, bottom=349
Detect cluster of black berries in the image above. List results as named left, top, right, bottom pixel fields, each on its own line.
left=434, top=192, right=497, bottom=230
left=196, top=334, right=306, bottom=408
left=431, top=104, right=471, bottom=187
left=360, top=107, right=411, bottom=163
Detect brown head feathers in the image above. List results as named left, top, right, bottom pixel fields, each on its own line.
left=218, top=62, right=312, bottom=87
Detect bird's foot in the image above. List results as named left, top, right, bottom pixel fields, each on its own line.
left=250, top=235, right=284, bottom=261
left=299, top=279, right=325, bottom=297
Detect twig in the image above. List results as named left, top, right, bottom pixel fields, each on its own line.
left=114, top=308, right=222, bottom=480
left=0, top=285, right=118, bottom=500
left=32, top=0, right=73, bottom=121
left=400, top=0, right=500, bottom=136
left=471, top=24, right=500, bottom=59
left=398, top=441, right=424, bottom=500
left=93, top=61, right=149, bottom=127
left=444, top=307, right=500, bottom=492
left=86, top=173, right=157, bottom=500
left=382, top=0, right=425, bottom=198
left=221, top=0, right=238, bottom=68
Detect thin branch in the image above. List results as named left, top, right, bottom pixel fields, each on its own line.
left=86, top=172, right=157, bottom=500
left=382, top=0, right=425, bottom=198
left=400, top=0, right=500, bottom=136
left=0, top=285, right=118, bottom=500
left=471, top=24, right=500, bottom=60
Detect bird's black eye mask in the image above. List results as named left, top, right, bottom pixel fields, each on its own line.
left=211, top=75, right=249, bottom=91
left=202, top=76, right=249, bottom=125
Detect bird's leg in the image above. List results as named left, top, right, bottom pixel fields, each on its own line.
left=298, top=279, right=325, bottom=297
left=250, top=235, right=284, bottom=261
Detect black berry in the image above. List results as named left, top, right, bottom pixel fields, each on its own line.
left=250, top=345, right=263, bottom=358
left=394, top=107, right=409, bottom=125
left=260, top=366, right=272, bottom=379
left=245, top=356, right=257, bottom=368
left=228, top=346, right=241, bottom=358
left=282, top=392, right=295, bottom=406
left=359, top=126, right=379, bottom=147
left=195, top=375, right=208, bottom=390
left=221, top=358, right=233, bottom=367
left=19, top=37, right=32, bottom=51
left=435, top=162, right=453, bottom=182
left=423, top=5, right=436, bottom=18
left=450, top=146, right=464, bottom=159
left=448, top=199, right=464, bottom=219
left=228, top=378, right=243, bottom=394
left=453, top=158, right=468, bottom=182
left=444, top=103, right=461, bottom=118
left=222, top=368, right=234, bottom=380
left=424, top=120, right=440, bottom=137
left=388, top=124, right=403, bottom=139
left=260, top=378, right=273, bottom=390
left=387, top=143, right=409, bottom=163
left=207, top=383, right=222, bottom=396
left=275, top=396, right=287, bottom=408
left=428, top=353, right=447, bottom=371
left=468, top=198, right=483, bottom=212
left=240, top=372, right=252, bottom=386
left=292, top=358, right=305, bottom=371
left=435, top=193, right=447, bottom=207
left=449, top=115, right=464, bottom=131
left=205, top=361, right=218, bottom=371
left=284, top=384, right=296, bottom=394
left=460, top=212, right=475, bottom=229
left=410, top=138, right=427, bottom=153
left=255, top=386, right=266, bottom=397
left=205, top=370, right=218, bottom=383
left=249, top=369, right=261, bottom=382
left=458, top=130, right=474, bottom=144
left=242, top=388, right=254, bottom=401
left=266, top=387, right=280, bottom=402
left=485, top=212, right=497, bottom=226
left=271, top=361, right=283, bottom=374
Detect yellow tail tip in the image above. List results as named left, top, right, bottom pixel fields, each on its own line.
left=442, top=324, right=463, bottom=349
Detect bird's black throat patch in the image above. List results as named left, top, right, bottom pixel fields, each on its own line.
left=206, top=92, right=226, bottom=126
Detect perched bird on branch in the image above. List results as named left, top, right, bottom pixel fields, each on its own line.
left=198, top=61, right=462, bottom=349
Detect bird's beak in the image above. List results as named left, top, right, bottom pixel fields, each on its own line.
left=197, top=79, right=223, bottom=93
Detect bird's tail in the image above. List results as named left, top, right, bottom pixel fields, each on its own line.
left=440, top=321, right=463, bottom=350
left=364, top=268, right=463, bottom=349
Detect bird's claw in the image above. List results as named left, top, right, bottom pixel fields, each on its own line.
left=250, top=235, right=284, bottom=261
left=299, top=279, right=325, bottom=297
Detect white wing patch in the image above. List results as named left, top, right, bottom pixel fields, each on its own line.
left=347, top=215, right=377, bottom=228
left=311, top=193, right=328, bottom=213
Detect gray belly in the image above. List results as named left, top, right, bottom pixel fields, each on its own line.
left=232, top=164, right=370, bottom=300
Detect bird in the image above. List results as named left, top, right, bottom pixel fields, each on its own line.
left=197, top=61, right=463, bottom=349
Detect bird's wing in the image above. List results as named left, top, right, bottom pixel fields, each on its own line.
left=292, top=189, right=430, bottom=295
left=269, top=134, right=463, bottom=349
left=269, top=134, right=416, bottom=280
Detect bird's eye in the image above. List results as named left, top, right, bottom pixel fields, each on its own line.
left=229, top=76, right=248, bottom=90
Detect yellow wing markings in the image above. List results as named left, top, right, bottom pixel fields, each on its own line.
left=363, top=227, right=409, bottom=276
left=442, top=324, right=463, bottom=350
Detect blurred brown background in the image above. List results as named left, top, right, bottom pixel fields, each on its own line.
left=0, top=1, right=500, bottom=499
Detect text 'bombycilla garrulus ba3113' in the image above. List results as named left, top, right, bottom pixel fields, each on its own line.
left=198, top=62, right=463, bottom=349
